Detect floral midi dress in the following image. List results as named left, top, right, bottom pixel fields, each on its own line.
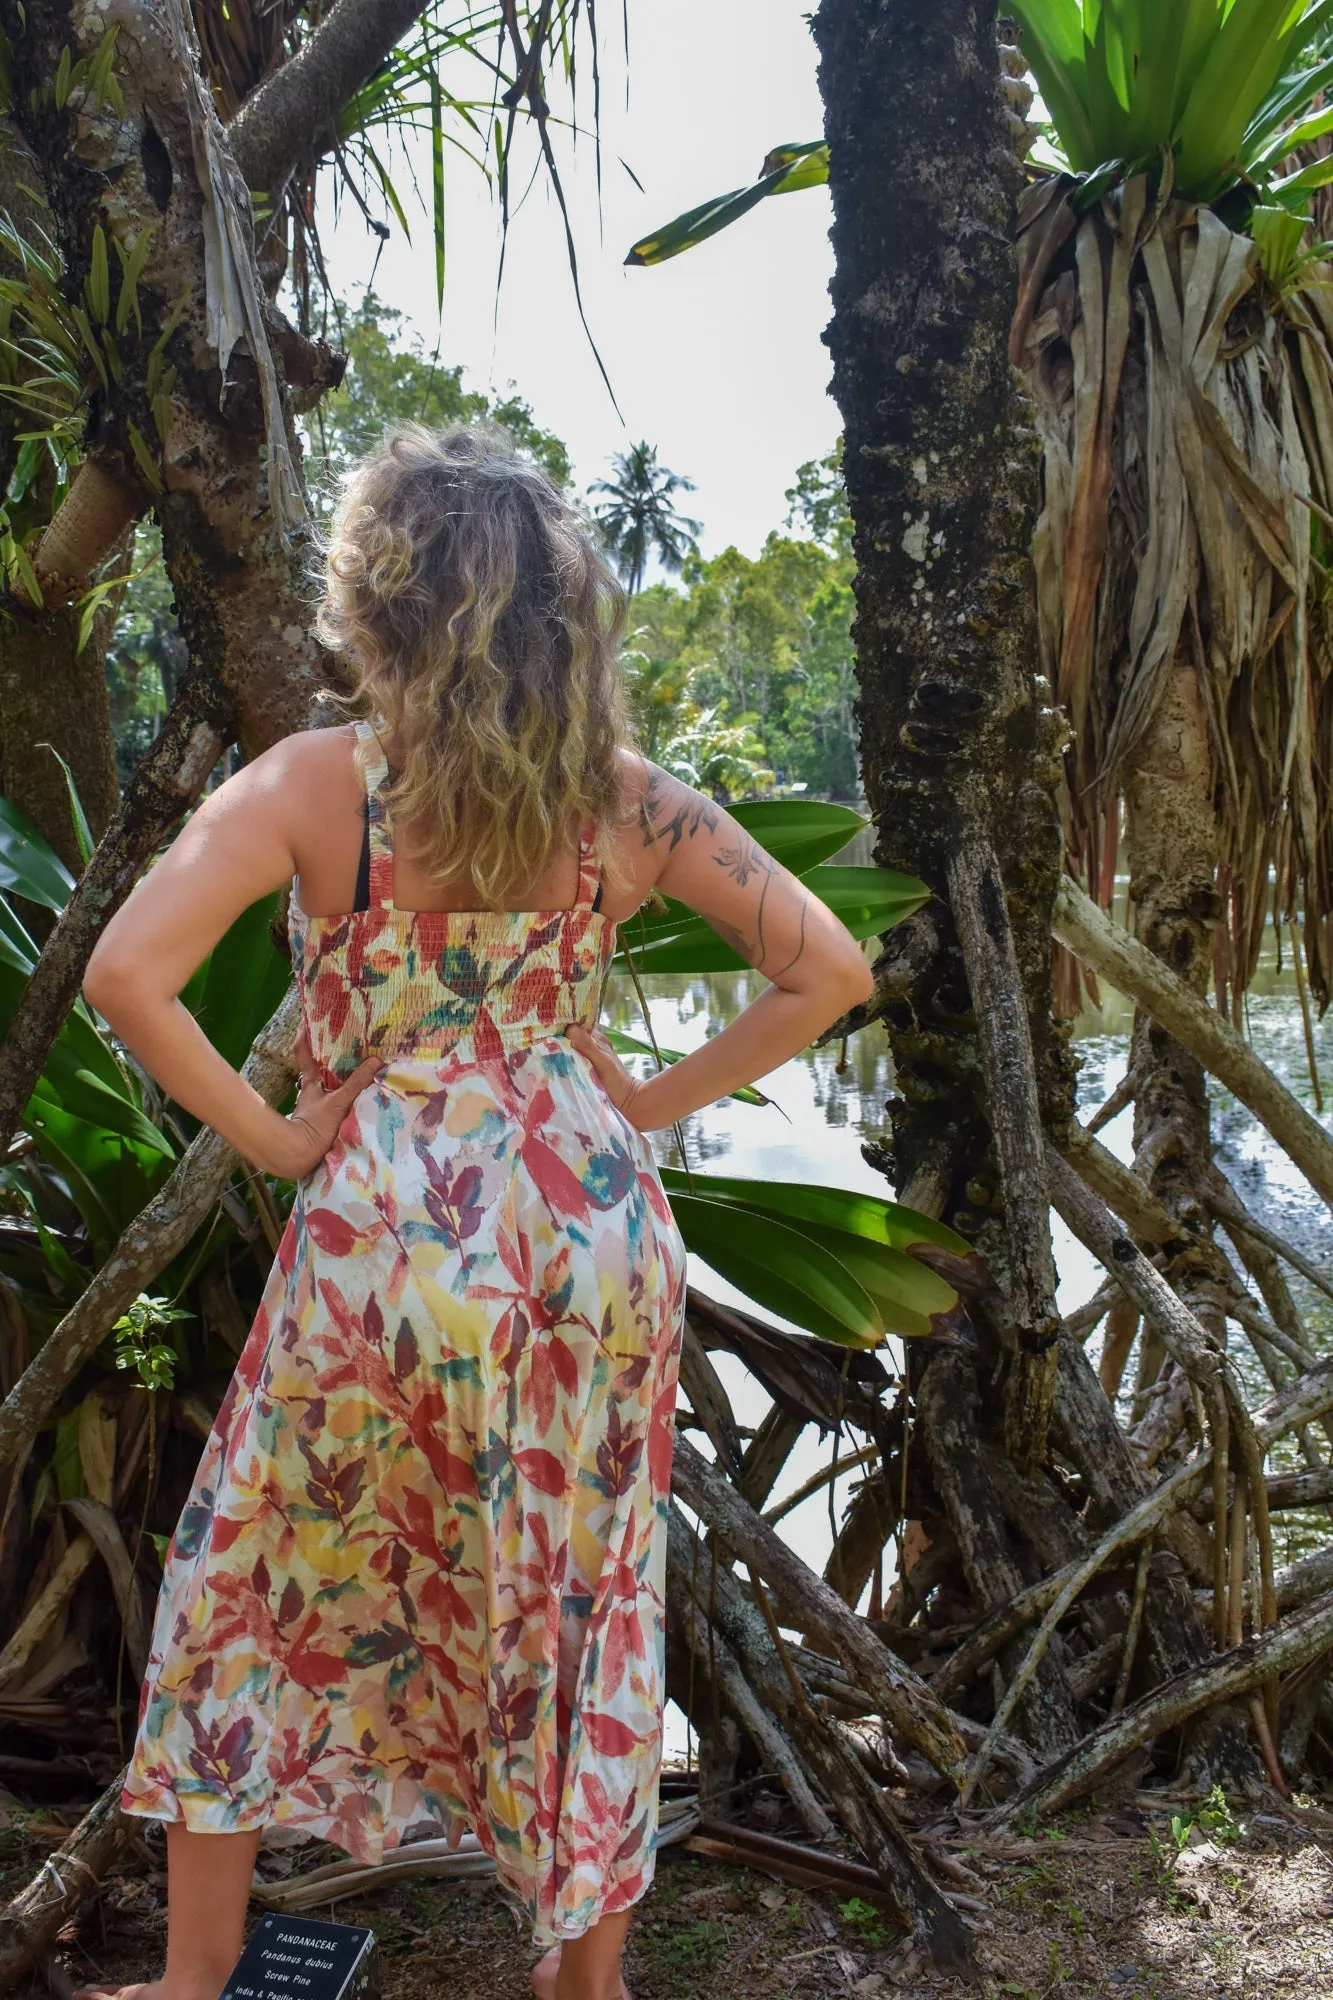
left=122, top=721, right=689, bottom=1944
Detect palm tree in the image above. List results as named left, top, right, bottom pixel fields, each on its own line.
left=589, top=441, right=701, bottom=594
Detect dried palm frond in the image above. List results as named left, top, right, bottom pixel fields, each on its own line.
left=1017, top=180, right=1333, bottom=1008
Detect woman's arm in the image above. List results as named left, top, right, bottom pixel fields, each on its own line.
left=569, top=761, right=873, bottom=1131
left=83, top=741, right=379, bottom=1178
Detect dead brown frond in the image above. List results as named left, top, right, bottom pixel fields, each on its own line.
left=1018, top=180, right=1333, bottom=1010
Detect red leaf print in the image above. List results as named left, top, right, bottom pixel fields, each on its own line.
left=207, top=1514, right=247, bottom=1555
left=513, top=1448, right=568, bottom=1496
left=529, top=1343, right=556, bottom=1436
left=522, top=1135, right=591, bottom=1223
left=128, top=759, right=687, bottom=1919
left=305, top=1209, right=362, bottom=1257
left=549, top=1336, right=579, bottom=1397
left=580, top=1711, right=640, bottom=1757
left=474, top=1007, right=504, bottom=1063
left=276, top=1216, right=299, bottom=1274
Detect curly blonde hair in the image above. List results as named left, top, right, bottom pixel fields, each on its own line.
left=311, top=421, right=633, bottom=909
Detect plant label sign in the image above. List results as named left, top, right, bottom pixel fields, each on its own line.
left=220, top=1914, right=378, bottom=2000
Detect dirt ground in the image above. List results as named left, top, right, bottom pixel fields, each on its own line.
left=10, top=1786, right=1333, bottom=2000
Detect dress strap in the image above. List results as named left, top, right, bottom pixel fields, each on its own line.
left=354, top=719, right=395, bottom=909
left=576, top=818, right=603, bottom=911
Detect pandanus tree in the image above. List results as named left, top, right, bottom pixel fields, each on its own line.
left=1007, top=0, right=1333, bottom=1472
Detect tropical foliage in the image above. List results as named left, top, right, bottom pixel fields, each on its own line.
left=302, top=289, right=572, bottom=497
left=1010, top=0, right=1333, bottom=201
left=625, top=453, right=860, bottom=801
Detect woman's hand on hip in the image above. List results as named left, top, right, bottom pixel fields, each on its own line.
left=566, top=1024, right=649, bottom=1130
left=269, top=1029, right=383, bottom=1178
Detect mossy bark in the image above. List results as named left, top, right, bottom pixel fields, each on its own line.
left=812, top=0, right=1074, bottom=1508
left=812, top=0, right=1072, bottom=1235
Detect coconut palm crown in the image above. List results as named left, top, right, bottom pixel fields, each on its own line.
left=589, top=442, right=702, bottom=596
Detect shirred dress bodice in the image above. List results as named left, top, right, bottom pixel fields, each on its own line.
left=289, top=723, right=614, bottom=1077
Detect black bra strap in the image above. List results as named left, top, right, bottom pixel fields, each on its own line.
left=353, top=801, right=371, bottom=914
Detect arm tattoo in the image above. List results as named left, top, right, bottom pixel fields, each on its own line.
left=639, top=767, right=810, bottom=978
left=639, top=769, right=721, bottom=852
left=714, top=834, right=777, bottom=967
left=767, top=888, right=810, bottom=979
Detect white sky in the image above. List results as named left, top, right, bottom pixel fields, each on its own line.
left=317, top=0, right=838, bottom=560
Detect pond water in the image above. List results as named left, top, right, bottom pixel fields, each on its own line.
left=609, top=837, right=1333, bottom=1732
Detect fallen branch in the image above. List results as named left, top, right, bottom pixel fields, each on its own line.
left=0, top=1772, right=126, bottom=1988
left=1205, top=1178, right=1333, bottom=1309
left=671, top=1435, right=967, bottom=1787
left=933, top=1350, right=1333, bottom=1700
left=1054, top=880, right=1333, bottom=1211
left=0, top=1538, right=94, bottom=1693
left=947, top=832, right=1062, bottom=1469
left=1192, top=1469, right=1333, bottom=1516
left=250, top=1801, right=701, bottom=1913
left=668, top=1503, right=974, bottom=1967
left=1013, top=1588, right=1333, bottom=1818
left=670, top=1536, right=834, bottom=1841
left=1197, top=1544, right=1333, bottom=1621
left=1046, top=1142, right=1276, bottom=1652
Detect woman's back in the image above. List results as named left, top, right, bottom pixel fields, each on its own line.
left=291, top=719, right=618, bottom=1080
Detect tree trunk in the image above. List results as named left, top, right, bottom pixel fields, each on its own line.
left=0, top=603, right=120, bottom=871
left=0, top=117, right=121, bottom=873
left=1122, top=654, right=1226, bottom=1423
left=813, top=0, right=1072, bottom=1461
left=812, top=0, right=1079, bottom=1670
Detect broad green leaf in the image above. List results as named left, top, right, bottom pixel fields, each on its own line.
left=0, top=795, right=74, bottom=910
left=626, top=166, right=793, bottom=267
left=668, top=1191, right=884, bottom=1347
left=1010, top=0, right=1333, bottom=204
left=41, top=742, right=94, bottom=867
left=602, top=1027, right=771, bottom=1106
left=1250, top=201, right=1310, bottom=282
left=180, top=893, right=290, bottom=1071
left=1245, top=52, right=1333, bottom=158
left=660, top=1169, right=975, bottom=1257
left=1245, top=94, right=1333, bottom=169
left=662, top=1170, right=968, bottom=1341
left=613, top=863, right=928, bottom=976
left=1270, top=152, right=1333, bottom=198
left=758, top=141, right=830, bottom=192
left=728, top=798, right=867, bottom=874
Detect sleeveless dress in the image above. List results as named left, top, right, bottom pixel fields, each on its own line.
left=122, top=722, right=689, bottom=1944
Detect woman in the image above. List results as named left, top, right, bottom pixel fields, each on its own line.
left=83, top=424, right=873, bottom=2000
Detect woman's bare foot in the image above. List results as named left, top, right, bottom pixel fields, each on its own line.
left=530, top=1946, right=562, bottom=2000
left=528, top=1946, right=630, bottom=2000
left=75, top=1986, right=212, bottom=2000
